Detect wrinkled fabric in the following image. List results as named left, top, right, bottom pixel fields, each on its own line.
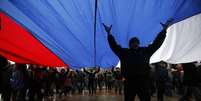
left=0, top=0, right=201, bottom=68
left=151, top=13, right=201, bottom=64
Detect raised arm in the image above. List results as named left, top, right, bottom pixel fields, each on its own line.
left=103, top=24, right=123, bottom=57
left=95, top=67, right=100, bottom=74
left=147, top=19, right=174, bottom=55
left=83, top=68, right=90, bottom=74
left=111, top=66, right=115, bottom=72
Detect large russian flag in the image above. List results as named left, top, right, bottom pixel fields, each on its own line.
left=0, top=0, right=201, bottom=68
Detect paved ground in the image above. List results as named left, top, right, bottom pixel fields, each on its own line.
left=0, top=89, right=195, bottom=101
left=45, top=90, right=188, bottom=101
left=50, top=95, right=180, bottom=101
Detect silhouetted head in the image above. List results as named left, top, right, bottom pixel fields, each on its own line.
left=0, top=55, right=8, bottom=67
left=129, top=37, right=140, bottom=49
left=159, top=61, right=167, bottom=68
left=90, top=69, right=93, bottom=73
left=61, top=68, right=65, bottom=73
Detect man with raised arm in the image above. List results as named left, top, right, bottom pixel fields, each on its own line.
left=103, top=19, right=173, bottom=101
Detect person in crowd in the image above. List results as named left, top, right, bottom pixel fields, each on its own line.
left=28, top=65, right=43, bottom=101
left=58, top=68, right=68, bottom=97
left=170, top=64, right=184, bottom=96
left=103, top=19, right=173, bottom=101
left=155, top=61, right=169, bottom=101
left=64, top=70, right=74, bottom=96
left=84, top=67, right=100, bottom=95
left=97, top=71, right=104, bottom=91
left=105, top=69, right=114, bottom=92
left=178, top=62, right=201, bottom=101
left=27, top=64, right=37, bottom=101
left=76, top=69, right=86, bottom=94
left=11, top=63, right=29, bottom=101
left=69, top=71, right=77, bottom=94
left=149, top=64, right=157, bottom=96
left=0, top=55, right=12, bottom=101
left=112, top=67, right=123, bottom=94
left=46, top=68, right=57, bottom=98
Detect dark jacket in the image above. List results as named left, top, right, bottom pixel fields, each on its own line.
left=155, top=64, right=169, bottom=83
left=0, top=64, right=12, bottom=93
left=108, top=30, right=166, bottom=79
left=182, top=63, right=199, bottom=86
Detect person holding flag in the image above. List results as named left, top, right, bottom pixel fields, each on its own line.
left=103, top=19, right=173, bottom=101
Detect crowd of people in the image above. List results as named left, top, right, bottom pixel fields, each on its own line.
left=1, top=54, right=201, bottom=101
left=0, top=55, right=124, bottom=101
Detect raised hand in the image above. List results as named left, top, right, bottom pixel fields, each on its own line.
left=160, top=18, right=174, bottom=30
left=103, top=23, right=112, bottom=35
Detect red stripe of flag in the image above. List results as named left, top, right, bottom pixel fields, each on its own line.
left=0, top=12, right=67, bottom=67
